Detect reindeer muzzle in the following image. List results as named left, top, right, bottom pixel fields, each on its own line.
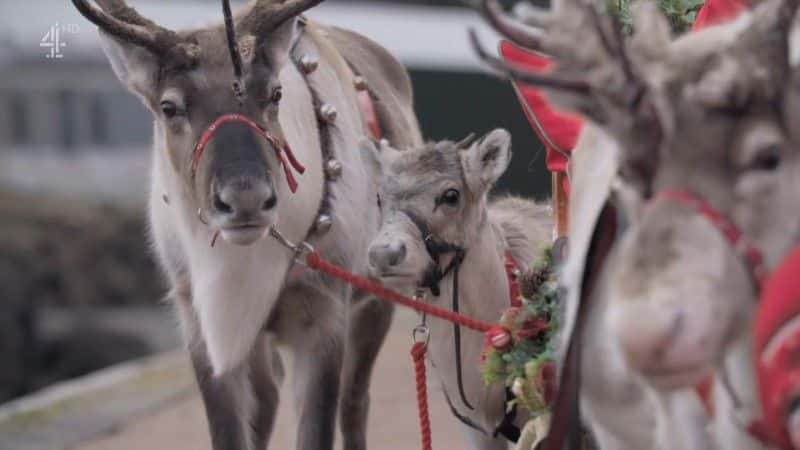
left=191, top=113, right=305, bottom=193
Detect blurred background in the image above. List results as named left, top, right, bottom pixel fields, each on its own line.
left=0, top=0, right=548, bottom=406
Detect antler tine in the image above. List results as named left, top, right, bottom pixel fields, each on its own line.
left=468, top=28, right=591, bottom=93
left=243, top=0, right=326, bottom=35
left=513, top=2, right=551, bottom=28
left=94, top=0, right=157, bottom=28
left=71, top=0, right=192, bottom=61
left=479, top=0, right=546, bottom=50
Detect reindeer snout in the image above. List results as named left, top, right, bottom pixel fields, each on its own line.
left=612, top=303, right=717, bottom=389
left=210, top=175, right=277, bottom=246
left=213, top=177, right=276, bottom=219
left=368, top=241, right=407, bottom=272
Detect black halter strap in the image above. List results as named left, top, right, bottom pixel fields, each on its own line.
left=404, top=210, right=474, bottom=413
left=403, top=209, right=522, bottom=441
left=404, top=210, right=464, bottom=296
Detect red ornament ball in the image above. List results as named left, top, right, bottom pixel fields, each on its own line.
left=487, top=326, right=512, bottom=350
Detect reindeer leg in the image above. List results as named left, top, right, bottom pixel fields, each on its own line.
left=249, top=335, right=282, bottom=450
left=340, top=294, right=394, bottom=450
left=271, top=285, right=345, bottom=450
left=174, top=287, right=274, bottom=450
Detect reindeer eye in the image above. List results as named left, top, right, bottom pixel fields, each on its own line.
left=749, top=145, right=782, bottom=172
left=439, top=189, right=460, bottom=207
left=271, top=87, right=283, bottom=104
left=160, top=100, right=179, bottom=118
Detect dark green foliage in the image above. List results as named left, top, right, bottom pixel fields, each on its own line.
left=610, top=0, right=704, bottom=34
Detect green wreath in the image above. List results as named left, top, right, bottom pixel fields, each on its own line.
left=481, top=247, right=559, bottom=417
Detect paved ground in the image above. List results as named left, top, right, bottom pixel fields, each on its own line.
left=79, top=311, right=466, bottom=450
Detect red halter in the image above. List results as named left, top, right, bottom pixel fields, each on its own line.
left=190, top=113, right=306, bottom=193
left=655, top=189, right=767, bottom=287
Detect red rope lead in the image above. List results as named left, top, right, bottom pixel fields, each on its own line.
left=411, top=342, right=432, bottom=450
left=305, top=252, right=494, bottom=333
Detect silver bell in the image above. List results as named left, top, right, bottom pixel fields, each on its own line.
left=315, top=214, right=333, bottom=234
left=299, top=55, right=318, bottom=74
left=318, top=103, right=338, bottom=124
left=325, top=159, right=343, bottom=179
left=353, top=76, right=368, bottom=91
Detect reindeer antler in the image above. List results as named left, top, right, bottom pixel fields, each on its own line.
left=71, top=0, right=197, bottom=65
left=241, top=0, right=326, bottom=36
left=472, top=0, right=654, bottom=124
left=478, top=0, right=544, bottom=49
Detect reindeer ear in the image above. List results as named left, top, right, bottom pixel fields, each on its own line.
left=99, top=32, right=159, bottom=102
left=460, top=129, right=512, bottom=194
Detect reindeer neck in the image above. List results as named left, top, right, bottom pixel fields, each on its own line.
left=433, top=219, right=510, bottom=323
left=424, top=218, right=510, bottom=426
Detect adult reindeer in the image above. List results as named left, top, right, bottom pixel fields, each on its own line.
left=473, top=0, right=800, bottom=448
left=71, top=1, right=422, bottom=449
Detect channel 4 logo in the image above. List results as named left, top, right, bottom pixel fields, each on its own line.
left=40, top=23, right=80, bottom=60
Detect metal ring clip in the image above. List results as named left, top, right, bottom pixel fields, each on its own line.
left=412, top=325, right=430, bottom=346
left=268, top=226, right=315, bottom=266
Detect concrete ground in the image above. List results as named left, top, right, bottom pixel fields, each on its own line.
left=79, top=311, right=466, bottom=450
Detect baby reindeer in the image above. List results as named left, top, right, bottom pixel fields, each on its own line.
left=365, top=130, right=552, bottom=450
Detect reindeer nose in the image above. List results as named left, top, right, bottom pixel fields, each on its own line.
left=369, top=242, right=407, bottom=271
left=213, top=178, right=276, bottom=218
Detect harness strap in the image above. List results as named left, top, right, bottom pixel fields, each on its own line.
left=543, top=205, right=618, bottom=450
left=443, top=386, right=521, bottom=443
left=451, top=251, right=474, bottom=411
left=494, top=388, right=521, bottom=442
left=655, top=190, right=766, bottom=286
left=404, top=209, right=463, bottom=296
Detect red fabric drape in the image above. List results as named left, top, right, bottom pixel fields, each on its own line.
left=500, top=42, right=583, bottom=176
left=692, top=0, right=748, bottom=29
left=755, top=247, right=800, bottom=450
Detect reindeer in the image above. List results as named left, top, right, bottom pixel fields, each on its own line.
left=473, top=0, right=800, bottom=448
left=70, top=1, right=423, bottom=449
left=364, top=131, right=553, bottom=450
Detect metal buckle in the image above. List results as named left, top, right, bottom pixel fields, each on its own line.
left=268, top=226, right=314, bottom=266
